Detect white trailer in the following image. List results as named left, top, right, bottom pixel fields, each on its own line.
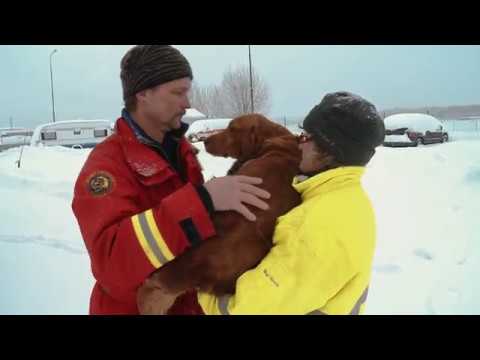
left=30, top=120, right=113, bottom=149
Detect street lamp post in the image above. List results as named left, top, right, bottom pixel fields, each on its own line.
left=49, top=49, right=58, bottom=123
left=248, top=45, right=254, bottom=113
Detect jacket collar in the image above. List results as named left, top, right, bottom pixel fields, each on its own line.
left=293, top=166, right=365, bottom=201
left=121, top=108, right=189, bottom=148
left=115, top=117, right=173, bottom=178
left=116, top=111, right=192, bottom=179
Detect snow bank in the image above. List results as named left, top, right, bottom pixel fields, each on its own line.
left=0, top=145, right=94, bottom=314
left=1, top=137, right=479, bottom=314
left=363, top=141, right=480, bottom=314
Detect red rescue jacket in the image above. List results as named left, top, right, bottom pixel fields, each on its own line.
left=72, top=117, right=215, bottom=314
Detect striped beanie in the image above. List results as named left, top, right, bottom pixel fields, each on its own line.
left=120, top=45, right=193, bottom=102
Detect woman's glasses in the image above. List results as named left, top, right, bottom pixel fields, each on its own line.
left=297, top=132, right=313, bottom=144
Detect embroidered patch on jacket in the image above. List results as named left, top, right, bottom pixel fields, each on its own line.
left=86, top=171, right=115, bottom=197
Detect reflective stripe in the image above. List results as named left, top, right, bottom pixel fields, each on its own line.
left=131, top=209, right=174, bottom=268
left=350, top=287, right=369, bottom=315
left=307, top=286, right=369, bottom=315
left=218, top=295, right=231, bottom=315
left=144, top=210, right=174, bottom=262
left=132, top=215, right=161, bottom=268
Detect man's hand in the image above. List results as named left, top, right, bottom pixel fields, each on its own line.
left=203, top=175, right=271, bottom=221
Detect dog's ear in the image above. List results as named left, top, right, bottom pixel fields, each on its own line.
left=240, top=124, right=259, bottom=160
left=260, top=135, right=301, bottom=158
left=249, top=124, right=259, bottom=149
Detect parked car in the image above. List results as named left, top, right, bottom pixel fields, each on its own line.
left=185, top=118, right=232, bottom=143
left=383, top=113, right=449, bottom=147
left=30, top=120, right=113, bottom=149
left=0, top=128, right=34, bottom=151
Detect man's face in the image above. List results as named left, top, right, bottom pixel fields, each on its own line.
left=139, top=77, right=192, bottom=132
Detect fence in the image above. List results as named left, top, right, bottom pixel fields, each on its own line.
left=442, top=118, right=480, bottom=141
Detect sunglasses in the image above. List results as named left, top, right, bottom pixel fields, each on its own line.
left=297, top=132, right=313, bottom=144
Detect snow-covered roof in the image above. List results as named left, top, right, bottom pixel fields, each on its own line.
left=185, top=118, right=232, bottom=136
left=34, top=119, right=111, bottom=128
left=384, top=113, right=443, bottom=133
left=183, top=108, right=206, bottom=119
left=0, top=127, right=29, bottom=135
left=0, top=127, right=28, bottom=131
left=32, top=119, right=111, bottom=133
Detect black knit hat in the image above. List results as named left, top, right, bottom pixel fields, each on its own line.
left=120, top=45, right=193, bottom=102
left=302, top=91, right=385, bottom=166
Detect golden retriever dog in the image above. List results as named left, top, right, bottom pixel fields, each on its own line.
left=137, top=114, right=302, bottom=314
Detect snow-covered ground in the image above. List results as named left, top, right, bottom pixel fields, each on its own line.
left=1, top=131, right=479, bottom=315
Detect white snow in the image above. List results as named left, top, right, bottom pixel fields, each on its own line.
left=1, top=131, right=479, bottom=314
left=181, top=109, right=207, bottom=125
left=0, top=145, right=94, bottom=314
left=363, top=139, right=480, bottom=314
left=184, top=108, right=206, bottom=119
left=384, top=113, right=443, bottom=132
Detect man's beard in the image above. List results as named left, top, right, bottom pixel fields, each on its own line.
left=169, top=112, right=186, bottom=130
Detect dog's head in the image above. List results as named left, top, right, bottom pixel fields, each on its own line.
left=204, top=114, right=293, bottom=161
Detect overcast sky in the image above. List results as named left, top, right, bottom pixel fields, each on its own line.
left=1, top=45, right=479, bottom=129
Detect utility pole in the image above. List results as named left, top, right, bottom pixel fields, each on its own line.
left=49, top=49, right=58, bottom=123
left=248, top=45, right=254, bottom=113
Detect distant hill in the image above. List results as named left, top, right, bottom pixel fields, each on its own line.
left=380, top=104, right=480, bottom=120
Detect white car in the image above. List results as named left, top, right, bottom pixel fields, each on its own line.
left=0, top=128, right=33, bottom=151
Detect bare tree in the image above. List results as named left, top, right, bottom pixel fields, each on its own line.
left=221, top=65, right=271, bottom=118
left=189, top=82, right=227, bottom=118
left=208, top=85, right=227, bottom=118
left=189, top=81, right=210, bottom=117
left=189, top=66, right=271, bottom=119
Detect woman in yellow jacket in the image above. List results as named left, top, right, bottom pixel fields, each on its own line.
left=198, top=91, right=386, bottom=315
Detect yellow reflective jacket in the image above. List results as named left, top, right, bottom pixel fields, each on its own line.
left=198, top=166, right=377, bottom=315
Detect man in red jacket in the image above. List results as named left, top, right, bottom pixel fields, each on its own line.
left=72, top=45, right=271, bottom=315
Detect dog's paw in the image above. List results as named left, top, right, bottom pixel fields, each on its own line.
left=137, top=284, right=178, bottom=315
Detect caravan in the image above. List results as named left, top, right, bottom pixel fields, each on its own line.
left=30, top=120, right=113, bottom=149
